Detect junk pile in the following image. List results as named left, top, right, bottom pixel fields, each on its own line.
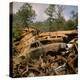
left=13, top=37, right=78, bottom=77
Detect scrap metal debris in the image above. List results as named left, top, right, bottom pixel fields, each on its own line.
left=13, top=29, right=78, bottom=77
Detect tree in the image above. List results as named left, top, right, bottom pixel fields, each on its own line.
left=70, top=10, right=78, bottom=29
left=45, top=5, right=65, bottom=31
left=12, top=3, right=36, bottom=40
left=65, top=20, right=75, bottom=30
left=45, top=5, right=55, bottom=31
left=65, top=10, right=78, bottom=30
left=14, top=3, right=36, bottom=28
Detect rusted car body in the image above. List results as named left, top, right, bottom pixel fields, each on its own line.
left=26, top=40, right=67, bottom=59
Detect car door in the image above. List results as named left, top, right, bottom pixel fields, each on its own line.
left=29, top=41, right=43, bottom=60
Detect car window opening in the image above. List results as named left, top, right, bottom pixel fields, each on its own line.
left=40, top=40, right=52, bottom=45
left=30, top=42, right=40, bottom=48
left=50, top=36, right=56, bottom=38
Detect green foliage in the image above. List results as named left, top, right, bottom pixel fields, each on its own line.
left=43, top=5, right=78, bottom=31
left=45, top=5, right=55, bottom=30
left=70, top=10, right=78, bottom=29
left=45, top=5, right=55, bottom=18
left=45, top=5, right=67, bottom=31
left=33, top=22, right=50, bottom=32
left=12, top=25, right=23, bottom=41
left=12, top=3, right=36, bottom=41
left=15, top=3, right=36, bottom=27
left=65, top=20, right=75, bottom=30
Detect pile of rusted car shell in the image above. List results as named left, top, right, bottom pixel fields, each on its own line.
left=13, top=37, right=78, bottom=77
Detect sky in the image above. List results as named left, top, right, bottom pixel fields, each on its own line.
left=12, top=2, right=78, bottom=21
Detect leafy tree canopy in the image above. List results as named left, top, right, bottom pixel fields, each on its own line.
left=14, top=3, right=36, bottom=28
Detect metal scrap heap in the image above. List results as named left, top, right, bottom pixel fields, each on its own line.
left=13, top=29, right=78, bottom=77
left=13, top=40, right=78, bottom=77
